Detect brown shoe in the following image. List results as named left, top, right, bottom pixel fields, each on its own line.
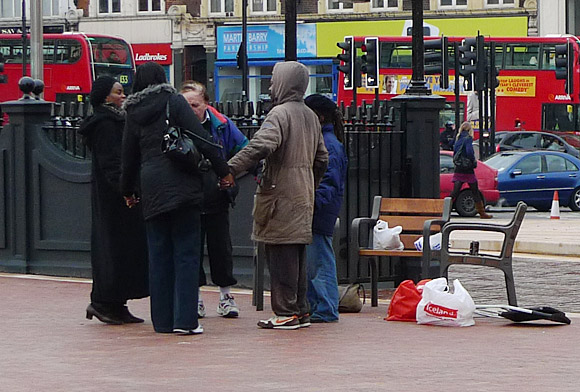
left=475, top=201, right=493, bottom=219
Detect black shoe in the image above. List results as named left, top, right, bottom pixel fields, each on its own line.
left=118, top=305, right=144, bottom=324
left=86, top=303, right=123, bottom=325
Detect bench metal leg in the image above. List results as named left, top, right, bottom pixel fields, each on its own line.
left=370, top=257, right=378, bottom=307
left=503, top=265, right=518, bottom=306
left=252, top=242, right=264, bottom=311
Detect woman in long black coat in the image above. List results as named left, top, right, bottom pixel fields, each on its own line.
left=79, top=76, right=149, bottom=325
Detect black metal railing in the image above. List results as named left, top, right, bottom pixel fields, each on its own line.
left=39, top=98, right=410, bottom=284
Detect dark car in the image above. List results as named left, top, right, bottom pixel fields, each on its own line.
left=494, top=131, right=580, bottom=158
left=485, top=150, right=580, bottom=211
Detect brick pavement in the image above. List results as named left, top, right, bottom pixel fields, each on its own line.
left=1, top=274, right=579, bottom=392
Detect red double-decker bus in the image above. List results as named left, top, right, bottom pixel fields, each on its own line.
left=337, top=35, right=580, bottom=135
left=0, top=33, right=135, bottom=103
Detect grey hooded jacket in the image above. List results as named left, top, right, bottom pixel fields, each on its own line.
left=228, top=62, right=329, bottom=244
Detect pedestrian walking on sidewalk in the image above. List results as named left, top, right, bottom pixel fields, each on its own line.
left=79, top=76, right=149, bottom=325
left=180, top=81, right=249, bottom=319
left=451, top=121, right=493, bottom=219
left=226, top=62, right=329, bottom=330
left=304, top=94, right=347, bottom=323
left=121, top=62, right=235, bottom=335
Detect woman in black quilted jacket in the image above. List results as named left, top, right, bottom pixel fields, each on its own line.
left=121, top=62, right=234, bottom=334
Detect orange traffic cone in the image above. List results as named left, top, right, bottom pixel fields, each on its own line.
left=550, top=191, right=560, bottom=219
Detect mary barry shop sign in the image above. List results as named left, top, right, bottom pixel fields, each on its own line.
left=131, top=43, right=172, bottom=65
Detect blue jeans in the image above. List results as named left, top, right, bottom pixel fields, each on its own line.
left=145, top=205, right=201, bottom=333
left=306, top=233, right=340, bottom=322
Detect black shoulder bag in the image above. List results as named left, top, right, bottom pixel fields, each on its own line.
left=453, top=141, right=476, bottom=170
left=161, top=101, right=221, bottom=173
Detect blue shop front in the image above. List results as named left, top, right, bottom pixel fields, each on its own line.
left=214, top=23, right=337, bottom=103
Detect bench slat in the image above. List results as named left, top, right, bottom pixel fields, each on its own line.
left=380, top=198, right=445, bottom=215
left=377, top=216, right=443, bottom=232
left=359, top=249, right=423, bottom=257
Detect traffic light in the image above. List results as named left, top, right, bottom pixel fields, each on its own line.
left=489, top=65, right=500, bottom=90
left=337, top=36, right=354, bottom=90
left=474, top=35, right=486, bottom=91
left=424, top=36, right=449, bottom=89
left=555, top=42, right=574, bottom=95
left=458, top=37, right=477, bottom=91
left=0, top=53, right=7, bottom=84
left=361, top=37, right=379, bottom=89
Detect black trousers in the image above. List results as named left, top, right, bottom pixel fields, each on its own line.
left=264, top=243, right=309, bottom=317
left=450, top=180, right=482, bottom=203
left=199, top=210, right=237, bottom=288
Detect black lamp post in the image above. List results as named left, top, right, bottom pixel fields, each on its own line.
left=390, top=0, right=445, bottom=200
left=405, top=0, right=430, bottom=95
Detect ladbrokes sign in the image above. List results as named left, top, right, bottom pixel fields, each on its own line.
left=131, top=43, right=172, bottom=65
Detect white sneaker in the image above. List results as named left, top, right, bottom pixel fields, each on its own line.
left=198, top=301, right=206, bottom=318
left=173, top=324, right=204, bottom=335
left=217, top=294, right=239, bottom=318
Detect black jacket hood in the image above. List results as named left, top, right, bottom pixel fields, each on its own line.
left=123, top=83, right=176, bottom=125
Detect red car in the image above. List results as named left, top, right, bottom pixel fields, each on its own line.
left=440, top=151, right=500, bottom=216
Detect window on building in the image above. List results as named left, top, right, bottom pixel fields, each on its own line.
left=439, top=0, right=467, bottom=7
left=42, top=0, right=60, bottom=16
left=371, top=0, right=398, bottom=11
left=138, top=0, right=162, bottom=12
left=99, top=0, right=121, bottom=14
left=1, top=0, right=22, bottom=18
left=251, top=0, right=276, bottom=14
left=210, top=0, right=234, bottom=14
left=486, top=0, right=515, bottom=7
left=328, top=0, right=354, bottom=12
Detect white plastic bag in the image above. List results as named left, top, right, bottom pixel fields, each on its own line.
left=416, top=277, right=475, bottom=327
left=414, top=233, right=442, bottom=251
left=372, top=220, right=404, bottom=250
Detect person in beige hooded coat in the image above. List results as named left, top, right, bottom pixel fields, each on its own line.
left=227, top=61, right=329, bottom=330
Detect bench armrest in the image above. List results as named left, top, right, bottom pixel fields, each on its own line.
left=349, top=217, right=377, bottom=283
left=420, top=218, right=447, bottom=278
left=441, top=201, right=527, bottom=258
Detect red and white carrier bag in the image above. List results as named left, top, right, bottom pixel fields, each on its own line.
left=416, top=277, right=475, bottom=327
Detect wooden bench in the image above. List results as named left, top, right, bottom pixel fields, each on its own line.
left=350, top=196, right=452, bottom=306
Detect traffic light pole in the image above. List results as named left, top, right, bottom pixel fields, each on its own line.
left=489, top=42, right=497, bottom=153
left=241, top=0, right=248, bottom=102
left=454, top=42, right=461, bottom=128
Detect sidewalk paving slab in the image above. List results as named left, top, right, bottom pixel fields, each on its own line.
left=1, top=274, right=579, bottom=392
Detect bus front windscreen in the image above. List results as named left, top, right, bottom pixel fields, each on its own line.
left=88, top=36, right=134, bottom=91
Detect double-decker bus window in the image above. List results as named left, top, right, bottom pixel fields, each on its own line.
left=493, top=43, right=504, bottom=68
left=43, top=40, right=55, bottom=63
left=0, top=40, right=29, bottom=63
left=542, top=104, right=577, bottom=132
left=88, top=36, right=133, bottom=90
left=540, top=45, right=556, bottom=70
left=55, top=40, right=82, bottom=64
left=505, top=44, right=540, bottom=69
left=381, top=42, right=412, bottom=68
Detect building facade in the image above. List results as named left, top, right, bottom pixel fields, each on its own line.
left=0, top=0, right=553, bottom=102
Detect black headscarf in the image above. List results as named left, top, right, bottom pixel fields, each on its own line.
left=89, top=76, right=117, bottom=107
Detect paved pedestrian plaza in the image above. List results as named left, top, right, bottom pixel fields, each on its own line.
left=1, top=273, right=578, bottom=392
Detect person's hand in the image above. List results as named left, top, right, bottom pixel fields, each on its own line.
left=219, top=173, right=235, bottom=190
left=124, top=194, right=140, bottom=208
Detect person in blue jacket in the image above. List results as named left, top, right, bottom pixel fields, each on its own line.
left=181, top=81, right=249, bottom=318
left=304, top=94, right=348, bottom=323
